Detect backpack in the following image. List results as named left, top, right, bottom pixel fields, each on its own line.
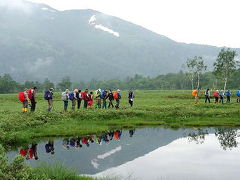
left=192, top=90, right=198, bottom=97
left=44, top=90, right=52, bottom=100
left=101, top=90, right=106, bottom=99
left=236, top=90, right=240, bottom=96
left=18, top=92, right=26, bottom=102
left=28, top=89, right=33, bottom=100
left=69, top=92, right=75, bottom=101
left=62, top=92, right=68, bottom=101
left=113, top=91, right=118, bottom=99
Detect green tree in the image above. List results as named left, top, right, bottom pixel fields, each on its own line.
left=57, top=76, right=72, bottom=91
left=213, top=48, right=238, bottom=91
left=184, top=56, right=207, bottom=90
left=42, top=78, right=55, bottom=90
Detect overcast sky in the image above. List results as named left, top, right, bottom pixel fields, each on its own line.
left=29, top=0, right=240, bottom=48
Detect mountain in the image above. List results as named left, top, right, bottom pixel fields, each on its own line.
left=0, top=1, right=239, bottom=82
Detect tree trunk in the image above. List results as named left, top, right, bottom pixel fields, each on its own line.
left=197, top=73, right=200, bottom=89
left=224, top=77, right=228, bottom=91
left=191, top=78, right=194, bottom=90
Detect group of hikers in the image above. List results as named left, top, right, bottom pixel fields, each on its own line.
left=192, top=89, right=240, bottom=104
left=19, top=129, right=135, bottom=160
left=18, top=87, right=135, bottom=112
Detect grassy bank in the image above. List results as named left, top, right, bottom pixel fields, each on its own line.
left=1, top=90, right=240, bottom=148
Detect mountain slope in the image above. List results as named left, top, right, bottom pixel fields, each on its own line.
left=0, top=1, right=238, bottom=82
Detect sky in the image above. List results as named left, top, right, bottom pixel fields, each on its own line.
left=28, top=0, right=240, bottom=48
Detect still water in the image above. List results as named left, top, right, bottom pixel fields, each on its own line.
left=7, top=127, right=240, bottom=180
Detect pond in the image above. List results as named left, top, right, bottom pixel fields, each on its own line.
left=7, top=127, right=240, bottom=180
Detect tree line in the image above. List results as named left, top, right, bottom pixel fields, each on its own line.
left=0, top=48, right=239, bottom=94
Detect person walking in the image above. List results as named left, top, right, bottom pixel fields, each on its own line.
left=82, top=89, right=89, bottom=108
left=95, top=89, right=102, bottom=109
left=204, top=89, right=210, bottom=103
left=102, top=90, right=108, bottom=109
left=114, top=89, right=121, bottom=109
left=69, top=89, right=78, bottom=111
left=128, top=90, right=135, bottom=107
left=225, top=90, right=231, bottom=103
left=107, top=89, right=114, bottom=108
left=192, top=89, right=199, bottom=104
left=28, top=87, right=37, bottom=112
left=62, top=89, right=69, bottom=112
left=19, top=88, right=29, bottom=113
left=213, top=90, right=219, bottom=103
left=44, top=88, right=54, bottom=111
left=76, top=89, right=82, bottom=110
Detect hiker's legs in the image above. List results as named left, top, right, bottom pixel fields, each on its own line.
left=48, top=99, right=53, bottom=111
left=129, top=99, right=133, bottom=107
left=108, top=100, right=114, bottom=108
left=77, top=99, right=82, bottom=109
left=72, top=99, right=76, bottom=111
left=194, top=96, right=199, bottom=104
left=227, top=96, right=230, bottom=103
left=84, top=100, right=88, bottom=108
left=30, top=98, right=36, bottom=112
left=64, top=101, right=68, bottom=111
left=116, top=99, right=120, bottom=108
left=220, top=96, right=224, bottom=104
left=22, top=101, right=28, bottom=112
left=102, top=100, right=107, bottom=109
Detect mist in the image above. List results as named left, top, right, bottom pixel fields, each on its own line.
left=0, top=0, right=33, bottom=13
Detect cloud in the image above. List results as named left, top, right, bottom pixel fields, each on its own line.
left=0, top=0, right=33, bottom=13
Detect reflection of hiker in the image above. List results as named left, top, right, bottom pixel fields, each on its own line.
left=18, top=88, right=29, bottom=112
left=192, top=89, right=199, bottom=104
left=76, top=89, right=82, bottom=109
left=219, top=90, right=224, bottom=104
left=225, top=90, right=231, bottom=103
left=114, top=89, right=121, bottom=109
left=204, top=89, right=210, bottom=103
left=76, top=137, right=83, bottom=148
left=114, top=130, right=122, bottom=140
left=82, top=136, right=90, bottom=147
left=28, top=87, right=37, bottom=112
left=236, top=90, right=240, bottom=103
left=20, top=144, right=39, bottom=160
left=44, top=88, right=54, bottom=111
left=128, top=90, right=135, bottom=107
left=62, top=89, right=69, bottom=112
left=213, top=90, right=219, bottom=103
left=129, top=129, right=135, bottom=137
left=62, top=138, right=70, bottom=150
left=107, top=90, right=114, bottom=108
left=45, top=141, right=55, bottom=154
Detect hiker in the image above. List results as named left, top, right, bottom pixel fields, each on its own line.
left=44, top=88, right=54, bottom=111
left=128, top=90, right=135, bottom=107
left=219, top=90, right=224, bottom=104
left=114, top=89, right=122, bottom=108
left=88, top=91, right=94, bottom=108
left=225, top=90, right=231, bottom=103
left=95, top=89, right=102, bottom=108
left=236, top=90, right=240, bottom=103
left=107, top=89, right=114, bottom=108
left=102, top=90, right=108, bottom=109
left=76, top=89, right=82, bottom=109
left=82, top=89, right=89, bottom=108
left=18, top=88, right=29, bottom=112
left=45, top=141, right=55, bottom=155
left=69, top=89, right=78, bottom=111
left=61, top=89, right=69, bottom=112
left=192, top=89, right=199, bottom=104
left=204, top=89, right=210, bottom=103
left=213, top=90, right=219, bottom=103
left=28, top=87, right=37, bottom=112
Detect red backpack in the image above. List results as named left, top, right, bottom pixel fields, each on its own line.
left=28, top=89, right=33, bottom=100
left=18, top=92, right=26, bottom=102
left=113, top=91, right=118, bottom=99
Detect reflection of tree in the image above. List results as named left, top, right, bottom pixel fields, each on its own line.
left=188, top=129, right=209, bottom=144
left=215, top=128, right=239, bottom=150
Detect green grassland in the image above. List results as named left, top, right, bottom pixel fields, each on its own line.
left=1, top=90, right=240, bottom=148
left=1, top=90, right=240, bottom=179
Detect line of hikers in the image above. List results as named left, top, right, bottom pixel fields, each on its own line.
left=192, top=89, right=240, bottom=104
left=18, top=87, right=135, bottom=112
left=19, top=129, right=135, bottom=160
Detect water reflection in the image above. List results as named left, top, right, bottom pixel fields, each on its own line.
left=7, top=127, right=240, bottom=179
